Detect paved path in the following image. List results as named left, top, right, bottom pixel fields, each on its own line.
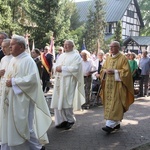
left=45, top=96, right=150, bottom=150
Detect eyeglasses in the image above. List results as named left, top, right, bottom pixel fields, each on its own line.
left=110, top=46, right=118, bottom=48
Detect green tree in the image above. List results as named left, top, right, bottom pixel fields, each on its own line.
left=0, top=0, right=88, bottom=49
left=25, top=0, right=76, bottom=48
left=113, top=20, right=123, bottom=46
left=6, top=0, right=28, bottom=35
left=69, top=2, right=86, bottom=50
left=70, top=3, right=83, bottom=30
left=0, top=0, right=14, bottom=35
left=0, top=1, right=10, bottom=29
left=84, top=0, right=106, bottom=52
left=138, top=0, right=150, bottom=36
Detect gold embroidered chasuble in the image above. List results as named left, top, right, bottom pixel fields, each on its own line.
left=100, top=53, right=134, bottom=121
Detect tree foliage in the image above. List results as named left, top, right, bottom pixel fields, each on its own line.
left=0, top=0, right=81, bottom=49
left=84, top=0, right=106, bottom=52
left=24, top=0, right=77, bottom=48
left=113, top=20, right=123, bottom=46
left=138, top=0, right=150, bottom=36
left=0, top=0, right=150, bottom=50
left=0, top=1, right=13, bottom=35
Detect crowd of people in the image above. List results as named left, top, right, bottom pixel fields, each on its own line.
left=0, top=31, right=150, bottom=149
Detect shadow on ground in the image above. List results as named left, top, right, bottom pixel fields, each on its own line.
left=131, top=142, right=150, bottom=150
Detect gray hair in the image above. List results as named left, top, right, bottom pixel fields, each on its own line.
left=58, top=46, right=64, bottom=51
left=131, top=52, right=136, bottom=59
left=2, top=39, right=11, bottom=45
left=12, top=35, right=27, bottom=49
left=65, top=40, right=75, bottom=47
left=111, top=41, right=120, bottom=48
left=0, top=32, right=8, bottom=39
left=98, top=50, right=104, bottom=55
left=81, top=50, right=91, bottom=58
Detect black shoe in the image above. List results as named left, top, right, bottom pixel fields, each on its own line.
left=65, top=122, right=74, bottom=130
left=137, top=94, right=143, bottom=97
left=55, top=121, right=68, bottom=128
left=41, top=146, right=45, bottom=150
left=102, top=126, right=114, bottom=133
left=82, top=103, right=90, bottom=109
left=114, top=124, right=120, bottom=129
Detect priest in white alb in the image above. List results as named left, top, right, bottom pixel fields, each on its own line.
left=0, top=35, right=52, bottom=150
left=51, top=40, right=85, bottom=130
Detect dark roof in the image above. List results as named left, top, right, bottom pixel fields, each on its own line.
left=105, top=0, right=131, bottom=22
left=123, top=36, right=150, bottom=46
left=76, top=0, right=144, bottom=27
left=76, top=0, right=93, bottom=22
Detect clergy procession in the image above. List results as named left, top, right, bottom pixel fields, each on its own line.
left=0, top=31, right=150, bottom=150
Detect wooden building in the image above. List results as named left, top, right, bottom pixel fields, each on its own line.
left=76, top=0, right=150, bottom=53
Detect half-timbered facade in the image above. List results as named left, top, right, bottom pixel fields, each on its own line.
left=76, top=0, right=150, bottom=53
left=105, top=0, right=144, bottom=40
left=76, top=0, right=144, bottom=39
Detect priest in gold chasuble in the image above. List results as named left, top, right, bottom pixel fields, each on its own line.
left=100, top=41, right=134, bottom=133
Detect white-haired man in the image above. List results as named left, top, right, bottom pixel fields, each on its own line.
left=51, top=40, right=85, bottom=130
left=100, top=41, right=134, bottom=133
left=0, top=35, right=52, bottom=150
left=0, top=32, right=8, bottom=61
left=0, top=39, right=13, bottom=96
left=138, top=50, right=150, bottom=97
left=0, top=39, right=13, bottom=147
left=81, top=50, right=96, bottom=108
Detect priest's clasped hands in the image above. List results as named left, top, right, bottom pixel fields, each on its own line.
left=104, top=69, right=115, bottom=74
left=0, top=69, right=5, bottom=77
left=6, top=79, right=12, bottom=87
left=56, top=66, right=62, bottom=72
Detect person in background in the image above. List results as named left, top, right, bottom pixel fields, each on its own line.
left=100, top=41, right=134, bottom=133
left=128, top=52, right=138, bottom=84
left=104, top=52, right=110, bottom=60
left=138, top=50, right=150, bottom=97
left=135, top=53, right=142, bottom=66
left=31, top=48, right=43, bottom=79
left=51, top=40, right=85, bottom=130
left=56, top=46, right=64, bottom=61
left=0, top=35, right=52, bottom=150
left=125, top=53, right=131, bottom=60
left=81, top=50, right=96, bottom=108
left=0, top=32, right=8, bottom=61
left=41, top=46, right=53, bottom=92
left=93, top=51, right=105, bottom=80
left=92, top=51, right=105, bottom=105
left=90, top=50, right=97, bottom=62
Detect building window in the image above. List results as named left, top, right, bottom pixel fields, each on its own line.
left=127, top=10, right=134, bottom=18
left=109, top=24, right=112, bottom=33
left=105, top=24, right=112, bottom=33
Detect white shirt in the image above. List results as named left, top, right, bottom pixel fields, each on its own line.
left=82, top=59, right=96, bottom=76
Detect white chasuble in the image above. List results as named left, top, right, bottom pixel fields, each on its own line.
left=0, top=52, right=52, bottom=146
left=51, top=50, right=85, bottom=111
